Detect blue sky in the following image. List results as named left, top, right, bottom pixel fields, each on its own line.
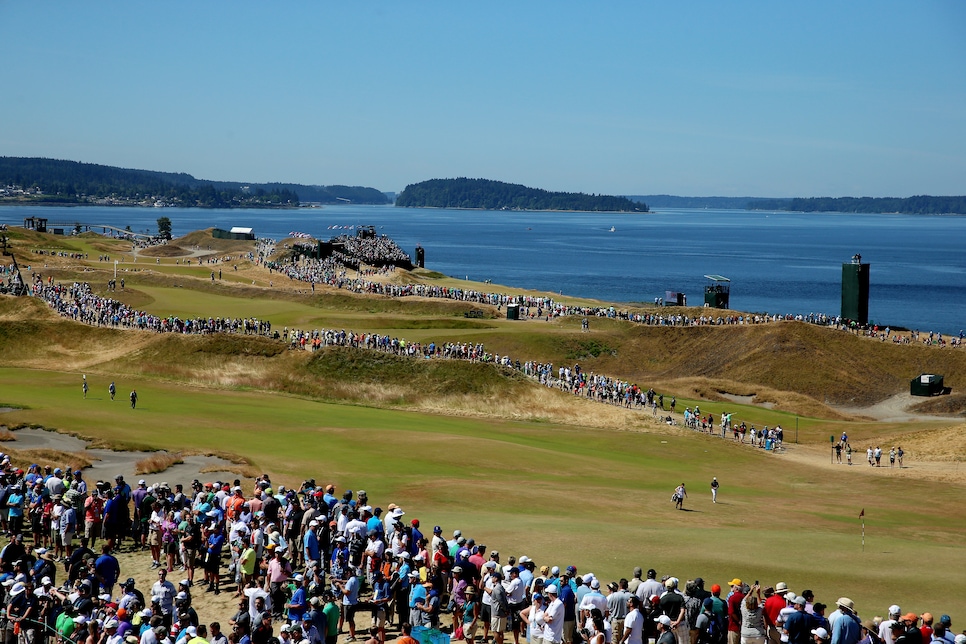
left=2, top=2, right=964, bottom=197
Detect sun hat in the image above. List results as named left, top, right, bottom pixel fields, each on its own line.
left=862, top=620, right=877, bottom=632
left=836, top=598, right=855, bottom=611
left=10, top=582, right=25, bottom=596
left=775, top=582, right=789, bottom=594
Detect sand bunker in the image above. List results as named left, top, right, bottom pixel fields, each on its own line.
left=2, top=427, right=240, bottom=485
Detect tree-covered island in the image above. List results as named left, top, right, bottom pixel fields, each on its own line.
left=395, top=178, right=648, bottom=212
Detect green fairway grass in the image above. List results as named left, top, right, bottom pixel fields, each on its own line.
left=0, top=366, right=963, bottom=622
left=4, top=230, right=966, bottom=624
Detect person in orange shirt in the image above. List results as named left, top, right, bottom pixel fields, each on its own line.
left=396, top=623, right=418, bottom=644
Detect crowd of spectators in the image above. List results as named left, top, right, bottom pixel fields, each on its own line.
left=0, top=469, right=959, bottom=644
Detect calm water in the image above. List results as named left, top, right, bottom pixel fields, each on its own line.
left=3, top=205, right=965, bottom=334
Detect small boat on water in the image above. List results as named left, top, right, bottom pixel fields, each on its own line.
left=609, top=226, right=616, bottom=232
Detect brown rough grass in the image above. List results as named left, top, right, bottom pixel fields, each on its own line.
left=137, top=244, right=190, bottom=257
left=6, top=448, right=95, bottom=472
left=134, top=452, right=184, bottom=475
left=0, top=428, right=16, bottom=441
left=174, top=229, right=257, bottom=253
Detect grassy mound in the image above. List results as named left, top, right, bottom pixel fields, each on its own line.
left=174, top=228, right=256, bottom=253
left=138, top=244, right=190, bottom=257
left=305, top=347, right=525, bottom=399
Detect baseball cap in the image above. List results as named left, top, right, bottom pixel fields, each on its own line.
left=545, top=585, right=558, bottom=594
left=655, top=615, right=672, bottom=627
left=811, top=628, right=829, bottom=639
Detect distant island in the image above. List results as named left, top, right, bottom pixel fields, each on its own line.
left=0, top=157, right=390, bottom=208
left=396, top=178, right=648, bottom=212
left=750, top=195, right=966, bottom=215
left=628, top=194, right=966, bottom=215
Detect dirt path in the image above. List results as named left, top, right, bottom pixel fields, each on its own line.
left=832, top=391, right=950, bottom=422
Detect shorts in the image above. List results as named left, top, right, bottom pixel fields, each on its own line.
left=148, top=530, right=161, bottom=546
left=61, top=531, right=75, bottom=547
left=481, top=604, right=492, bottom=623
left=492, top=616, right=508, bottom=633
left=372, top=606, right=387, bottom=628
left=563, top=620, right=575, bottom=644
left=85, top=521, right=101, bottom=539
left=465, top=621, right=479, bottom=642
left=204, top=552, right=221, bottom=573
left=184, top=549, right=198, bottom=566
left=164, top=541, right=178, bottom=555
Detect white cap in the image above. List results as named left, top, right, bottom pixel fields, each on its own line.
left=889, top=605, right=901, bottom=617
left=811, top=628, right=829, bottom=639
left=138, top=479, right=146, bottom=485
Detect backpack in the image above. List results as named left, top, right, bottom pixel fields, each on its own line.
left=699, top=612, right=725, bottom=644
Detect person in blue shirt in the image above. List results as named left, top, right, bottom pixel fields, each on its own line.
left=304, top=522, right=320, bottom=564
left=94, top=544, right=120, bottom=594
left=6, top=484, right=25, bottom=536
left=371, top=570, right=391, bottom=642
left=286, top=574, right=308, bottom=622
left=205, top=522, right=226, bottom=594
left=830, top=599, right=862, bottom=644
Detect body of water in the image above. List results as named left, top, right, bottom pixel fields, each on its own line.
left=3, top=204, right=964, bottom=335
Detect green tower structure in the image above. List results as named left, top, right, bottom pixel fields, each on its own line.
left=841, top=254, right=870, bottom=325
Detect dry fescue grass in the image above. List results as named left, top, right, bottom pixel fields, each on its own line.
left=174, top=229, right=257, bottom=253
left=134, top=451, right=184, bottom=474
left=193, top=450, right=260, bottom=479
left=137, top=244, right=190, bottom=257
left=0, top=428, right=16, bottom=441
left=6, top=447, right=95, bottom=472
left=875, top=423, right=966, bottom=462
left=908, top=392, right=966, bottom=416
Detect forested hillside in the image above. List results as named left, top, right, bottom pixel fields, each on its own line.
left=0, top=157, right=389, bottom=207
left=752, top=195, right=966, bottom=214
left=396, top=178, right=648, bottom=212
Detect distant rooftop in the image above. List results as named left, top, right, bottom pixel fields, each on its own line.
left=229, top=226, right=253, bottom=234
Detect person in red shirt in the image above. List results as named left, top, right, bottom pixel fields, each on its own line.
left=726, top=579, right=745, bottom=644
left=763, top=583, right=790, bottom=644
left=919, top=613, right=934, bottom=642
